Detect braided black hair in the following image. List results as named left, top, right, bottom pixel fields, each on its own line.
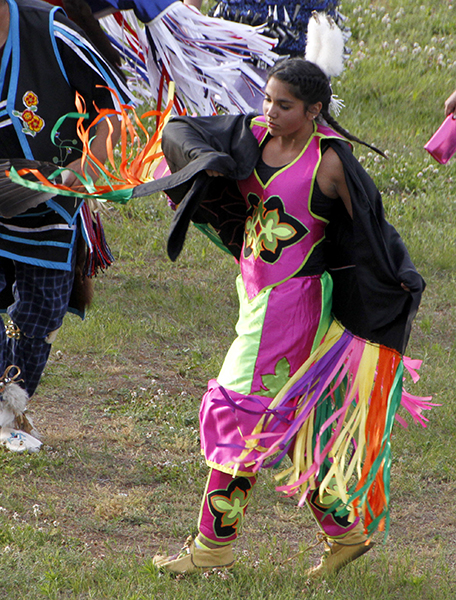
left=267, top=59, right=386, bottom=158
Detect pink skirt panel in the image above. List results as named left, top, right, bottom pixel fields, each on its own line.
left=200, top=275, right=330, bottom=474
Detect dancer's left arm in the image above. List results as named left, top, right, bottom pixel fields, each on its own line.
left=316, top=147, right=353, bottom=218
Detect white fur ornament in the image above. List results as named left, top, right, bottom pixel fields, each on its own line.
left=0, top=380, right=42, bottom=452
left=305, top=11, right=345, bottom=78
left=0, top=381, right=28, bottom=428
left=305, top=11, right=346, bottom=116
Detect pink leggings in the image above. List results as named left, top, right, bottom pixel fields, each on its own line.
left=198, top=468, right=359, bottom=545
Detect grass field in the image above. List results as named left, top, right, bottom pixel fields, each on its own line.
left=1, top=0, right=456, bottom=598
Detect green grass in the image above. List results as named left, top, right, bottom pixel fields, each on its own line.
left=1, top=0, right=456, bottom=597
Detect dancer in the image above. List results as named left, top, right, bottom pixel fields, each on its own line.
left=0, top=22, right=430, bottom=565
left=147, top=58, right=429, bottom=577
left=96, top=2, right=349, bottom=114
left=0, top=0, right=130, bottom=451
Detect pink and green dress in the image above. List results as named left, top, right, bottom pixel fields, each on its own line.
left=199, top=117, right=431, bottom=536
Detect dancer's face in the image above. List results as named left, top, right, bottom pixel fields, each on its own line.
left=263, top=77, right=320, bottom=139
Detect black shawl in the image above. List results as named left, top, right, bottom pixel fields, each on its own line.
left=133, top=114, right=425, bottom=354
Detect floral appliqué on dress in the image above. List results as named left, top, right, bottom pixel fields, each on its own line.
left=244, top=193, right=308, bottom=263
left=208, top=477, right=253, bottom=538
left=12, top=91, right=45, bottom=137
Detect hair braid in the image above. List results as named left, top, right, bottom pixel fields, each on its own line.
left=321, top=109, right=387, bottom=158
left=267, top=58, right=386, bottom=158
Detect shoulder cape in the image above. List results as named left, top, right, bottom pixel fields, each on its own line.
left=132, top=114, right=425, bottom=353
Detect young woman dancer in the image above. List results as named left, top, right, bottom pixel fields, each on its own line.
left=151, top=58, right=427, bottom=577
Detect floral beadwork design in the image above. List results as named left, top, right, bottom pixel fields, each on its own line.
left=243, top=193, right=308, bottom=263
left=12, top=91, right=45, bottom=137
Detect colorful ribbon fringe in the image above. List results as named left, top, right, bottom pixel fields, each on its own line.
left=7, top=83, right=176, bottom=203
left=226, top=320, right=434, bottom=537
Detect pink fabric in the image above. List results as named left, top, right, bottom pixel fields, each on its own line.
left=201, top=383, right=282, bottom=474
left=239, top=119, right=326, bottom=300
left=424, top=114, right=456, bottom=164
left=198, top=469, right=256, bottom=544
left=307, top=490, right=360, bottom=538
left=200, top=276, right=325, bottom=473
left=397, top=356, right=437, bottom=428
left=251, top=276, right=324, bottom=392
left=198, top=468, right=356, bottom=543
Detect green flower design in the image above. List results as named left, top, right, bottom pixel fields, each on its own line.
left=254, top=357, right=291, bottom=398
left=245, top=195, right=297, bottom=259
left=210, top=486, right=250, bottom=528
left=243, top=193, right=308, bottom=264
